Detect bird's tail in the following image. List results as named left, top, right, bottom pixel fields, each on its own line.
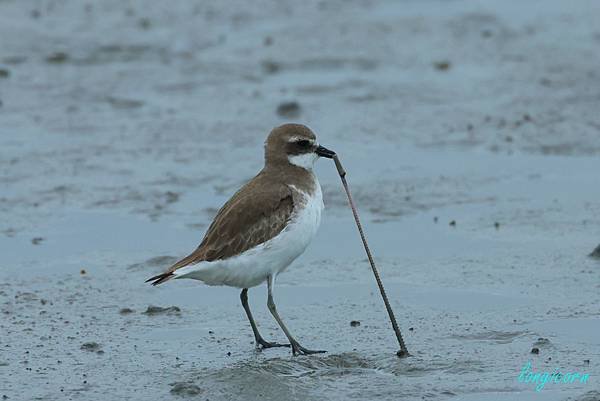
left=145, top=272, right=174, bottom=286
left=146, top=249, right=204, bottom=286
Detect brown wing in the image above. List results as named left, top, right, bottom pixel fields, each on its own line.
left=146, top=172, right=294, bottom=285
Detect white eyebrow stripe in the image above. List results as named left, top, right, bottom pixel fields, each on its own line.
left=288, top=136, right=316, bottom=144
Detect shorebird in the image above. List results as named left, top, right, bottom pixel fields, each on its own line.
left=146, top=124, right=335, bottom=356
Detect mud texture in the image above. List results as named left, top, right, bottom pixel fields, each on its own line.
left=1, top=1, right=599, bottom=400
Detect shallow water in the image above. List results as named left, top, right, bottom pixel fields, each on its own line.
left=1, top=0, right=599, bottom=400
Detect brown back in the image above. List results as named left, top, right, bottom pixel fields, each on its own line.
left=166, top=170, right=294, bottom=272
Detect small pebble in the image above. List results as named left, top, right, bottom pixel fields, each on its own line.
left=533, top=337, right=551, bottom=347
left=170, top=382, right=202, bottom=396
left=80, top=342, right=101, bottom=352
left=530, top=347, right=540, bottom=354
left=261, top=60, right=280, bottom=74
left=433, top=61, right=451, bottom=71
left=80, top=269, right=86, bottom=275
left=276, top=101, right=301, bottom=118
left=138, top=18, right=151, bottom=29
left=494, top=222, right=500, bottom=229
left=142, top=305, right=181, bottom=316
left=46, top=52, right=69, bottom=64
left=350, top=320, right=360, bottom=327
left=449, top=220, right=456, bottom=227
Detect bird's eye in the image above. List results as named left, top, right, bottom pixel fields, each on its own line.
left=296, top=140, right=310, bottom=147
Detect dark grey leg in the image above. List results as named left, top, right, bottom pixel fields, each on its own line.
left=266, top=276, right=326, bottom=356
left=240, top=288, right=289, bottom=349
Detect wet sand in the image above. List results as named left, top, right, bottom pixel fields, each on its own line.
left=1, top=1, right=599, bottom=400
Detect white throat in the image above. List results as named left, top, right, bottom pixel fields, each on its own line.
left=288, top=152, right=318, bottom=170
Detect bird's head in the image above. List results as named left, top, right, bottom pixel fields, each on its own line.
left=265, top=123, right=335, bottom=170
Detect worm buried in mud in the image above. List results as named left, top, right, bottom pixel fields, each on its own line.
left=331, top=153, right=410, bottom=357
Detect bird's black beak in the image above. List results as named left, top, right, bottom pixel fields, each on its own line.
left=315, top=145, right=336, bottom=159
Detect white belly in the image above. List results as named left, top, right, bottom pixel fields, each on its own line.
left=174, top=179, right=324, bottom=288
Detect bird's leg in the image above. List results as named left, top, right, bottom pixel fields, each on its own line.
left=266, top=276, right=326, bottom=356
left=240, top=288, right=289, bottom=349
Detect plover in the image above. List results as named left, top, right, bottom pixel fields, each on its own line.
left=147, top=124, right=335, bottom=356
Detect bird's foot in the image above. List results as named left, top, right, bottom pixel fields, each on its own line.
left=256, top=338, right=290, bottom=349
left=290, top=341, right=326, bottom=356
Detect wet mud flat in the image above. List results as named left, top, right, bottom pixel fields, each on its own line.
left=1, top=0, right=600, bottom=400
